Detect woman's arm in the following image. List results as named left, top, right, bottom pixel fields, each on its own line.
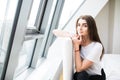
left=72, top=35, right=93, bottom=72
left=74, top=51, right=93, bottom=72
left=52, top=29, right=72, bottom=37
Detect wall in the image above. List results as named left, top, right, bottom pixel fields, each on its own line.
left=96, top=0, right=120, bottom=54
left=95, top=2, right=109, bottom=54
left=112, top=0, right=120, bottom=54
left=107, top=0, right=115, bottom=54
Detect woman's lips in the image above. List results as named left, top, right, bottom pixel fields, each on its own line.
left=78, top=32, right=83, bottom=35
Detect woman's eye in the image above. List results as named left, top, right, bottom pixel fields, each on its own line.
left=84, top=24, right=88, bottom=27
left=77, top=24, right=80, bottom=26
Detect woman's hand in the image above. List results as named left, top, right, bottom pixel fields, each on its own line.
left=71, top=34, right=83, bottom=50
left=71, top=34, right=85, bottom=50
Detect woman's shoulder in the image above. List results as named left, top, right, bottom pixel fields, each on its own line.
left=93, top=42, right=103, bottom=48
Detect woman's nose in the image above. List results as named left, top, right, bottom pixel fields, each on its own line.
left=78, top=26, right=82, bottom=30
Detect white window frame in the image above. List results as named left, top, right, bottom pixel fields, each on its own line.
left=3, top=0, right=64, bottom=80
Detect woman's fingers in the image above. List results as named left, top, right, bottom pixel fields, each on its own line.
left=71, top=34, right=82, bottom=45
left=52, top=29, right=71, bottom=37
left=52, top=29, right=63, bottom=36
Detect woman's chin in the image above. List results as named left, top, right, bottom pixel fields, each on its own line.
left=78, top=33, right=83, bottom=36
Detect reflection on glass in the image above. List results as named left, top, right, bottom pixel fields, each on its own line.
left=15, top=40, right=36, bottom=76
left=0, top=0, right=18, bottom=78
left=58, top=0, right=84, bottom=29
left=27, top=0, right=41, bottom=28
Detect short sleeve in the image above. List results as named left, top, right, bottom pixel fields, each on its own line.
left=86, top=42, right=103, bottom=63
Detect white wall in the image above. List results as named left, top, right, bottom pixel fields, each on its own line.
left=95, top=2, right=109, bottom=54
left=112, top=0, right=120, bottom=54
left=107, top=0, right=115, bottom=54
left=95, top=0, right=120, bottom=54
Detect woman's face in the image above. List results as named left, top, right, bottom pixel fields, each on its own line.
left=76, top=19, right=89, bottom=36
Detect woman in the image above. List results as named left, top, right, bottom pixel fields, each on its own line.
left=53, top=15, right=106, bottom=80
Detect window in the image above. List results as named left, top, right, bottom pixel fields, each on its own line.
left=14, top=0, right=43, bottom=76
left=0, top=0, right=64, bottom=80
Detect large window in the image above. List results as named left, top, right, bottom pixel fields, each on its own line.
left=0, top=0, right=64, bottom=80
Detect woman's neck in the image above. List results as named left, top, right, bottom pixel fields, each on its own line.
left=81, top=36, right=92, bottom=46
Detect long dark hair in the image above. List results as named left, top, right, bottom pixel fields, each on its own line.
left=76, top=15, right=104, bottom=60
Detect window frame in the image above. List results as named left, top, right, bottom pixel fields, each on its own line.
left=3, top=0, right=33, bottom=80
left=31, top=0, right=65, bottom=67
left=2, top=0, right=65, bottom=80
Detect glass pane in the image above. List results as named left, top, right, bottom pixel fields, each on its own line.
left=15, top=40, right=36, bottom=76
left=27, top=0, right=41, bottom=28
left=58, top=0, right=84, bottom=29
left=0, top=0, right=18, bottom=78
left=15, top=0, right=44, bottom=75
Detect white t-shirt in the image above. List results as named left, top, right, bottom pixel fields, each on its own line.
left=81, top=42, right=103, bottom=75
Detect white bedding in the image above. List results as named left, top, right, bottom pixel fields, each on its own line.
left=101, top=54, right=120, bottom=80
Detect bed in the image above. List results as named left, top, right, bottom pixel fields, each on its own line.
left=101, top=54, right=120, bottom=80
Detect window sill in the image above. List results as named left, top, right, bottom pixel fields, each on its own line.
left=15, top=38, right=65, bottom=80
